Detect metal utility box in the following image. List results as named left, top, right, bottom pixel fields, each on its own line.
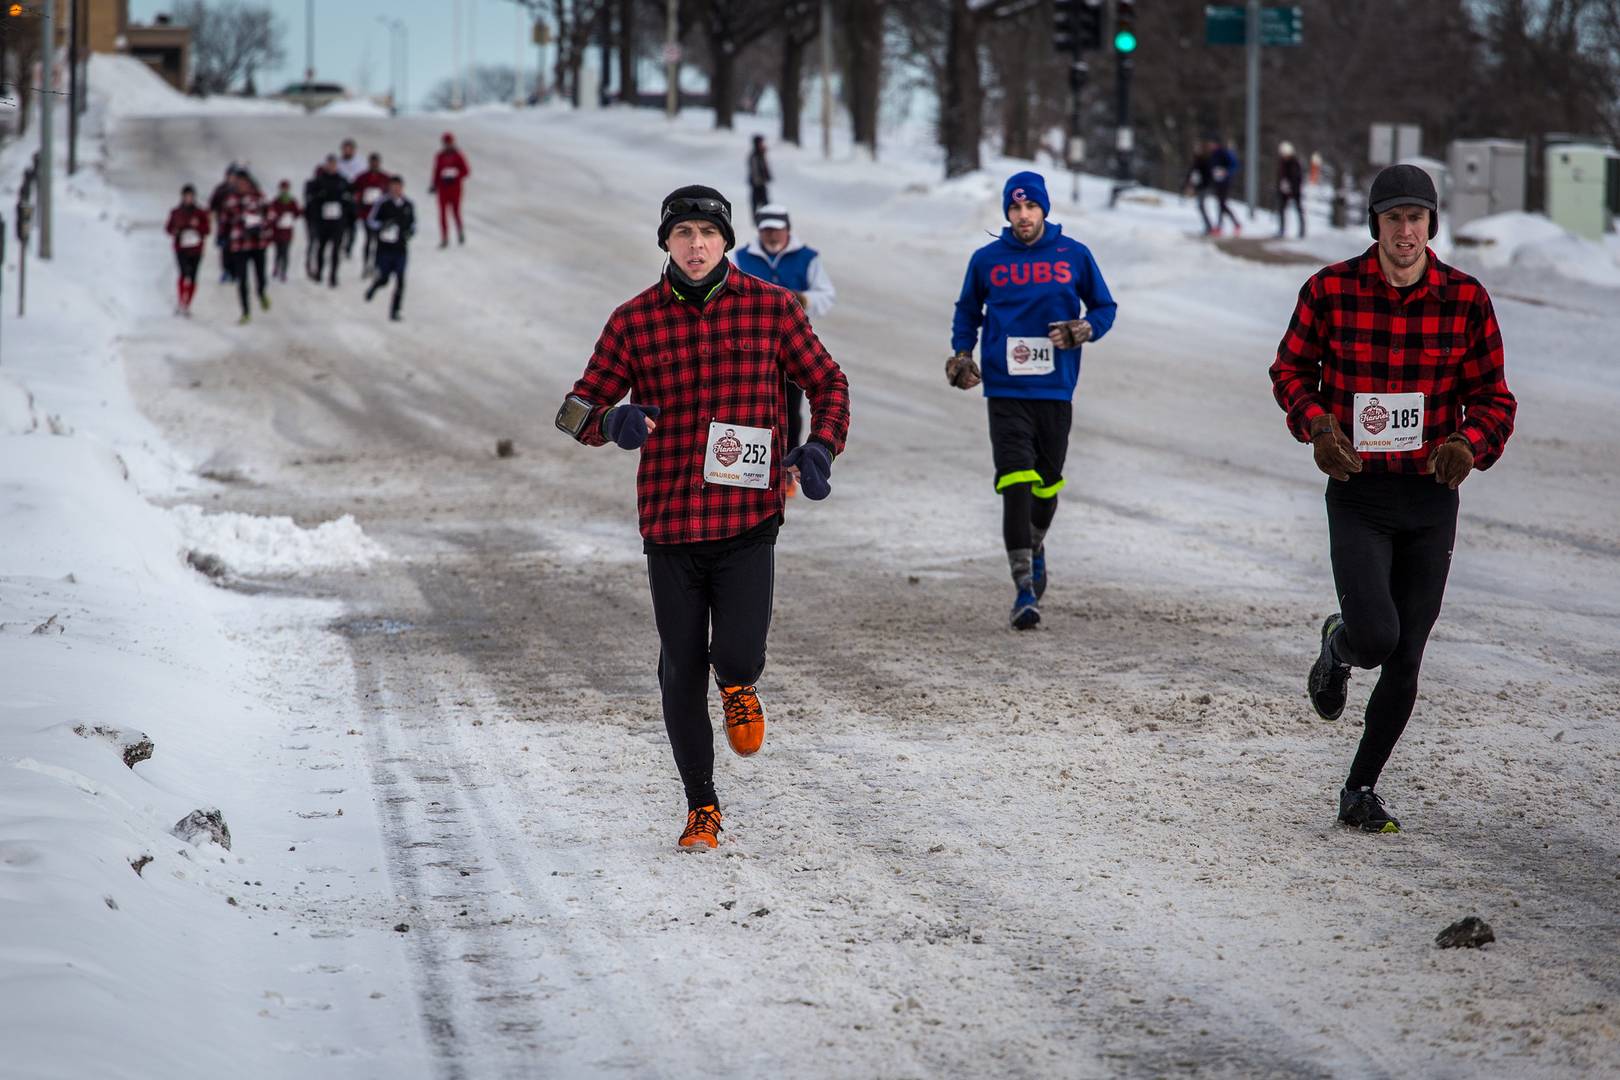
left=1545, top=144, right=1614, bottom=240
left=1447, top=139, right=1525, bottom=232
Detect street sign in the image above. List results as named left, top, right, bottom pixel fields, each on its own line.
left=1205, top=5, right=1303, bottom=47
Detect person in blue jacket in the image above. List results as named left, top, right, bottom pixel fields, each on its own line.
left=948, top=170, right=1118, bottom=630
left=732, top=203, right=837, bottom=496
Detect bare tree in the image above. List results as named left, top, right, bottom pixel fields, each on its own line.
left=776, top=2, right=821, bottom=145
left=838, top=0, right=886, bottom=156
left=172, top=0, right=287, bottom=96
left=695, top=0, right=779, bottom=128
left=425, top=64, right=525, bottom=110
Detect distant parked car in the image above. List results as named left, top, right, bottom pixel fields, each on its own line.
left=275, top=81, right=349, bottom=112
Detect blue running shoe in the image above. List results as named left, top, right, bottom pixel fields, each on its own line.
left=1010, top=579, right=1040, bottom=631
left=1032, top=549, right=1047, bottom=601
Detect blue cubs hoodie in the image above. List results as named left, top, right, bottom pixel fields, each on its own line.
left=951, top=221, right=1118, bottom=401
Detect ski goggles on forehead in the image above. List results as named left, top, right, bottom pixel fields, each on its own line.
left=661, top=197, right=731, bottom=223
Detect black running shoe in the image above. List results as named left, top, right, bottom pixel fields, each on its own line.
left=1308, top=613, right=1351, bottom=720
left=1339, top=786, right=1401, bottom=833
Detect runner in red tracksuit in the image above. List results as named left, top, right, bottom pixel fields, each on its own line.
left=428, top=132, right=470, bottom=247
left=219, top=172, right=273, bottom=323
left=165, top=184, right=210, bottom=316
left=352, top=154, right=393, bottom=275
left=268, top=180, right=301, bottom=283
left=556, top=185, right=851, bottom=850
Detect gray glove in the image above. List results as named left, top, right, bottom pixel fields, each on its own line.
left=946, top=352, right=981, bottom=390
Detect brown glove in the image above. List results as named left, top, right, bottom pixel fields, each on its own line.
left=1310, top=414, right=1363, bottom=481
left=946, top=352, right=981, bottom=390
left=1426, top=433, right=1474, bottom=489
left=1047, top=319, right=1093, bottom=349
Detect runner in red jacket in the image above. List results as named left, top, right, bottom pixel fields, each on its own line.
left=268, top=180, right=301, bottom=283
left=351, top=153, right=393, bottom=275
left=427, top=132, right=470, bottom=247
left=164, top=184, right=210, bottom=316
left=556, top=185, right=851, bottom=850
left=218, top=171, right=273, bottom=324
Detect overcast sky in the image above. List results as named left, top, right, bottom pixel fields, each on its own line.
left=131, top=0, right=557, bottom=109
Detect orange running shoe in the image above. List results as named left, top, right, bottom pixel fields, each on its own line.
left=720, top=684, right=767, bottom=756
left=678, top=804, right=723, bottom=849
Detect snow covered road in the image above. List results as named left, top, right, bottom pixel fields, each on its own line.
left=93, top=101, right=1620, bottom=1078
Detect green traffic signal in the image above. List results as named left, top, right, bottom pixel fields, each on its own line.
left=1114, top=29, right=1137, bottom=53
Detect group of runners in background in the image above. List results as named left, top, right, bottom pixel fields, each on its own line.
left=162, top=132, right=471, bottom=324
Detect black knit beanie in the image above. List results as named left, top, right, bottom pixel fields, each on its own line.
left=657, top=185, right=735, bottom=252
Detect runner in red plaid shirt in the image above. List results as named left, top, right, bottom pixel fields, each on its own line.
left=218, top=170, right=272, bottom=324
left=1270, top=164, right=1516, bottom=834
left=557, top=185, right=850, bottom=850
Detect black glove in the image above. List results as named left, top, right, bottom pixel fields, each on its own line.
left=1427, top=433, right=1474, bottom=489
left=1310, top=414, right=1362, bottom=482
left=945, top=353, right=981, bottom=390
left=601, top=404, right=661, bottom=450
left=782, top=441, right=833, bottom=500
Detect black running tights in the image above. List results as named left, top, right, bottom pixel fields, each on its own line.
left=647, top=541, right=774, bottom=809
left=1326, top=474, right=1458, bottom=790
left=1002, top=484, right=1059, bottom=553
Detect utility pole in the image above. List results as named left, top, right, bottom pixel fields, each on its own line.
left=1244, top=0, right=1260, bottom=220
left=38, top=0, right=54, bottom=260
left=513, top=4, right=524, bottom=106
left=68, top=0, right=80, bottom=176
left=305, top=0, right=314, bottom=79
left=664, top=0, right=677, bottom=118
left=452, top=0, right=463, bottom=108
left=1054, top=1, right=1102, bottom=203
left=819, top=0, right=832, bottom=158
left=1108, top=0, right=1137, bottom=207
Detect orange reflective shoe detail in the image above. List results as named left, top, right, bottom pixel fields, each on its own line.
left=678, top=804, right=722, bottom=849
left=720, top=684, right=766, bottom=757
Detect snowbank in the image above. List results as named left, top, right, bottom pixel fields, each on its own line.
left=1455, top=210, right=1620, bottom=287
left=318, top=98, right=391, bottom=118
left=171, top=506, right=388, bottom=575
left=90, top=54, right=298, bottom=120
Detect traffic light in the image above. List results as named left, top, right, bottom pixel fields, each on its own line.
left=1054, top=0, right=1104, bottom=54
left=1114, top=0, right=1138, bottom=54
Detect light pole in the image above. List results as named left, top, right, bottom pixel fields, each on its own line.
left=376, top=16, right=404, bottom=114
left=305, top=0, right=315, bottom=80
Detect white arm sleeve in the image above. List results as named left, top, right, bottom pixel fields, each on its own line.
left=803, top=254, right=836, bottom=319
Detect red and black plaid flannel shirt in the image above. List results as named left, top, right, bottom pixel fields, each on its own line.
left=569, top=268, right=851, bottom=545
left=220, top=191, right=272, bottom=254
left=1270, top=246, right=1516, bottom=473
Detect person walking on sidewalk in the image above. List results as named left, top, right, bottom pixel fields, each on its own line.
left=165, top=183, right=209, bottom=317
left=730, top=202, right=836, bottom=497
left=948, top=171, right=1118, bottom=631
left=219, top=171, right=272, bottom=324
left=352, top=153, right=393, bottom=276
left=1208, top=136, right=1242, bottom=236
left=364, top=176, right=416, bottom=322
left=1269, top=164, right=1517, bottom=834
left=746, top=134, right=772, bottom=220
left=555, top=185, right=851, bottom=850
left=307, top=156, right=354, bottom=288
left=428, top=132, right=470, bottom=247
left=269, top=179, right=301, bottom=283
left=1276, top=140, right=1306, bottom=239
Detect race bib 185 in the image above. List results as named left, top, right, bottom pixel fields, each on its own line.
left=1353, top=392, right=1425, bottom=452
left=1005, top=335, right=1055, bottom=377
left=703, top=422, right=772, bottom=489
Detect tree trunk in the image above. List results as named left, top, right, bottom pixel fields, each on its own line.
left=710, top=32, right=737, bottom=128
left=618, top=0, right=638, bottom=104
left=841, top=0, right=883, bottom=157
left=780, top=28, right=806, bottom=145
left=941, top=0, right=981, bottom=178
